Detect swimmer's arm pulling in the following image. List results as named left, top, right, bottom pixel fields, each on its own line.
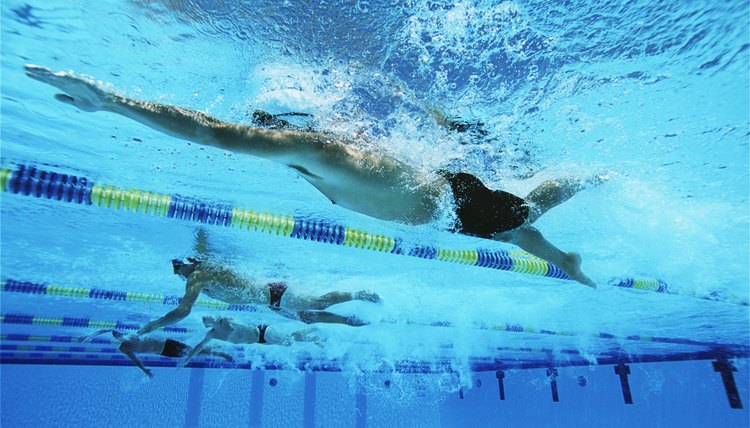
left=137, top=279, right=203, bottom=336
left=77, top=329, right=113, bottom=342
left=118, top=341, right=153, bottom=378
left=25, top=64, right=335, bottom=163
left=180, top=329, right=216, bottom=368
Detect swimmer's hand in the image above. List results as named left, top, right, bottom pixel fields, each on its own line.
left=25, top=64, right=110, bottom=112
left=354, top=290, right=381, bottom=303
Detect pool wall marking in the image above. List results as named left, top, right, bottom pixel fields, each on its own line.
left=1, top=164, right=700, bottom=302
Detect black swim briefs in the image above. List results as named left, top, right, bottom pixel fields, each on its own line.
left=438, top=170, right=529, bottom=238
left=161, top=338, right=190, bottom=358
left=257, top=324, right=269, bottom=344
left=268, top=282, right=287, bottom=311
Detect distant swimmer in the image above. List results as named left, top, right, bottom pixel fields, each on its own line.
left=137, top=228, right=380, bottom=336
left=25, top=64, right=598, bottom=287
left=179, top=316, right=322, bottom=367
left=79, top=329, right=232, bottom=378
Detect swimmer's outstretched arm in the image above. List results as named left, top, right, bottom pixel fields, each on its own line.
left=198, top=346, right=233, bottom=362
left=118, top=340, right=153, bottom=378
left=137, top=279, right=203, bottom=336
left=193, top=228, right=211, bottom=259
left=290, top=327, right=324, bottom=347
left=180, top=329, right=216, bottom=368
left=24, top=65, right=371, bottom=168
left=78, top=329, right=114, bottom=342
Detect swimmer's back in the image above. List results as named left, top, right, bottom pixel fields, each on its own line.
left=188, top=265, right=268, bottom=304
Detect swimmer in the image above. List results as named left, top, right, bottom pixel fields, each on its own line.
left=137, top=228, right=380, bottom=336
left=78, top=329, right=232, bottom=378
left=25, top=64, right=597, bottom=287
left=180, top=316, right=322, bottom=367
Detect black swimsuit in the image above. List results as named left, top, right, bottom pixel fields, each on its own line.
left=161, top=338, right=190, bottom=358
left=268, top=282, right=287, bottom=311
left=438, top=171, right=529, bottom=238
left=257, top=324, right=269, bottom=344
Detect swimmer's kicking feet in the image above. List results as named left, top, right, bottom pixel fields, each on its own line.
left=25, top=64, right=597, bottom=287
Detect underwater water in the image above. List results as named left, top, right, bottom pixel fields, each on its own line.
left=1, top=0, right=748, bottom=427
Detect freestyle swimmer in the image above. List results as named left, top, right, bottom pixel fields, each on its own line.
left=137, top=229, right=380, bottom=336
left=179, top=316, right=322, bottom=367
left=24, top=64, right=597, bottom=287
left=78, top=329, right=232, bottom=378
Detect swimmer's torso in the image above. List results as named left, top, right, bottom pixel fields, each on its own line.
left=233, top=127, right=447, bottom=224
left=187, top=266, right=268, bottom=304
left=211, top=318, right=260, bottom=344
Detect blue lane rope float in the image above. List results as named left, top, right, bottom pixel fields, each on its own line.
left=2, top=163, right=732, bottom=304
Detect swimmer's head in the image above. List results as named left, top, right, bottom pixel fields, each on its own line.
left=202, top=316, right=215, bottom=328
left=203, top=316, right=230, bottom=330
left=251, top=110, right=273, bottom=126
left=172, top=257, right=202, bottom=278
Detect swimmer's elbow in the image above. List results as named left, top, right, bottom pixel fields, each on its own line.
left=172, top=305, right=192, bottom=320
left=208, top=123, right=270, bottom=153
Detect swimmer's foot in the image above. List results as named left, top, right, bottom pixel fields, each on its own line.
left=298, top=310, right=368, bottom=326
left=353, top=290, right=381, bottom=303
left=584, top=170, right=614, bottom=188
left=25, top=64, right=110, bottom=112
left=562, top=252, right=597, bottom=289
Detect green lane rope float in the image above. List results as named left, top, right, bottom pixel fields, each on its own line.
left=0, top=163, right=705, bottom=301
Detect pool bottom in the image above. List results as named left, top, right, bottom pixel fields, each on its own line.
left=1, top=359, right=748, bottom=428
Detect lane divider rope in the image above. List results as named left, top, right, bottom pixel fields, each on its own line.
left=0, top=279, right=258, bottom=312
left=0, top=313, right=195, bottom=333
left=2, top=164, right=682, bottom=294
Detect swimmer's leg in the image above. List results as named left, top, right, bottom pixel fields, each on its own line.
left=312, top=291, right=381, bottom=308
left=494, top=227, right=596, bottom=288
left=298, top=310, right=367, bottom=326
left=197, top=347, right=233, bottom=362
left=283, top=290, right=381, bottom=311
left=524, top=175, right=607, bottom=224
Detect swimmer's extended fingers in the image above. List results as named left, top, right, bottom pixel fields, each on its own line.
left=25, top=64, right=77, bottom=88
left=24, top=64, right=108, bottom=111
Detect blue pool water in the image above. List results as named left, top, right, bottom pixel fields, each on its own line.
left=1, top=0, right=748, bottom=427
